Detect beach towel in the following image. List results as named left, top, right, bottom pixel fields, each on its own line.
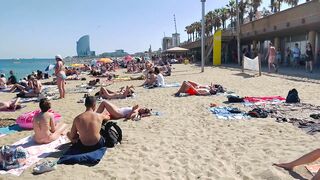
left=57, top=145, right=106, bottom=165
left=305, top=164, right=320, bottom=176
left=163, top=82, right=181, bottom=88
left=209, top=107, right=248, bottom=120
left=0, top=136, right=67, bottom=176
left=0, top=125, right=23, bottom=137
left=19, top=97, right=38, bottom=103
left=243, top=96, right=285, bottom=106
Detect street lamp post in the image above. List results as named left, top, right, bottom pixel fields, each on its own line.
left=201, top=0, right=206, bottom=72
left=236, top=0, right=241, bottom=68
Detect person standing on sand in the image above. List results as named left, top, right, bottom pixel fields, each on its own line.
left=265, top=42, right=278, bottom=73
left=33, top=98, right=68, bottom=144
left=292, top=43, right=301, bottom=68
left=305, top=42, right=314, bottom=73
left=54, top=55, right=66, bottom=99
left=274, top=149, right=320, bottom=180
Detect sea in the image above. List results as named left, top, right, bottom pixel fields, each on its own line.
left=0, top=59, right=56, bottom=80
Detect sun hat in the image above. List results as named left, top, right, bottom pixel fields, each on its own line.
left=55, top=55, right=63, bottom=60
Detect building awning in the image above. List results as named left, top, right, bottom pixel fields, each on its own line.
left=165, top=47, right=189, bottom=53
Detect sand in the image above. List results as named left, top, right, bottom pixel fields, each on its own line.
left=0, top=64, right=320, bottom=180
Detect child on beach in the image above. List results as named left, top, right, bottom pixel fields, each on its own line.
left=33, top=99, right=68, bottom=144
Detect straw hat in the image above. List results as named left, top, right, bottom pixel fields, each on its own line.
left=55, top=55, right=63, bottom=60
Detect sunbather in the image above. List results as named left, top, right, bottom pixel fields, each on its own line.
left=174, top=81, right=216, bottom=96
left=33, top=98, right=68, bottom=144
left=67, top=96, right=110, bottom=150
left=0, top=98, right=22, bottom=111
left=16, top=76, right=43, bottom=98
left=274, top=149, right=320, bottom=179
left=97, top=86, right=134, bottom=99
left=96, top=100, right=152, bottom=120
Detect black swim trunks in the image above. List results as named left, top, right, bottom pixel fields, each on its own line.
left=73, top=137, right=106, bottom=153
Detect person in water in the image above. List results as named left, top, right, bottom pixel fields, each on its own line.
left=33, top=98, right=68, bottom=144
left=67, top=96, right=110, bottom=151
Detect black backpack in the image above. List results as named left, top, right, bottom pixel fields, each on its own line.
left=286, top=89, right=300, bottom=103
left=100, top=122, right=122, bottom=148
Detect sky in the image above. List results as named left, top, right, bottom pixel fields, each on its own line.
left=0, top=0, right=291, bottom=59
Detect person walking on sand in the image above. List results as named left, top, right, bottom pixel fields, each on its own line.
left=274, top=149, right=320, bottom=180
left=265, top=42, right=278, bottom=73
left=33, top=98, right=68, bottom=144
left=305, top=42, right=314, bottom=73
left=55, top=55, right=66, bottom=99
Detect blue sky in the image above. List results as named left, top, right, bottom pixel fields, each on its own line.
left=0, top=0, right=290, bottom=59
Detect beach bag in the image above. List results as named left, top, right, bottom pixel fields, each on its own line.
left=286, top=89, right=300, bottom=103
left=248, top=108, right=268, bottom=118
left=0, top=145, right=28, bottom=170
left=100, top=122, right=122, bottom=148
left=227, top=95, right=244, bottom=103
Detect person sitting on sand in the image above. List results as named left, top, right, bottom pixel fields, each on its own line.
left=154, top=67, right=165, bottom=87
left=96, top=100, right=152, bottom=120
left=88, top=79, right=100, bottom=86
left=0, top=74, right=7, bottom=89
left=274, top=149, right=320, bottom=179
left=174, top=81, right=217, bottom=96
left=9, top=75, right=33, bottom=93
left=7, top=70, right=18, bottom=85
left=33, top=99, right=68, bottom=144
left=17, top=76, right=43, bottom=98
left=0, top=98, right=22, bottom=111
left=67, top=96, right=110, bottom=149
left=97, top=86, right=134, bottom=99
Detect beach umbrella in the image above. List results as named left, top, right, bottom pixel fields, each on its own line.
left=45, top=64, right=55, bottom=71
left=71, top=64, right=85, bottom=68
left=98, top=58, right=113, bottom=64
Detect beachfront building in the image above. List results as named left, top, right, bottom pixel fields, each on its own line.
left=172, top=33, right=181, bottom=47
left=162, top=37, right=173, bottom=51
left=99, top=49, right=129, bottom=57
left=76, top=35, right=95, bottom=57
left=181, top=1, right=320, bottom=67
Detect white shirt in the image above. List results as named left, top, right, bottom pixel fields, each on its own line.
left=156, top=74, right=165, bottom=87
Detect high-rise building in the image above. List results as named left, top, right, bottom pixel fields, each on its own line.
left=76, top=35, right=95, bottom=57
left=172, top=33, right=180, bottom=47
left=162, top=37, right=173, bottom=51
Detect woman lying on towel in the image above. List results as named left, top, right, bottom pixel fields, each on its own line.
left=96, top=100, right=152, bottom=121
left=96, top=86, right=134, bottom=99
left=0, top=98, right=22, bottom=111
left=16, top=76, right=43, bottom=98
left=33, top=98, right=68, bottom=144
left=174, top=81, right=219, bottom=96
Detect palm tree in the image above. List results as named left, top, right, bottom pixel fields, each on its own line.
left=194, top=22, right=202, bottom=39
left=219, top=7, right=229, bottom=29
left=213, top=9, right=222, bottom=31
left=227, top=0, right=236, bottom=28
left=247, top=0, right=262, bottom=21
left=270, top=0, right=275, bottom=12
left=238, top=0, right=247, bottom=24
left=205, top=11, right=214, bottom=35
left=185, top=25, right=190, bottom=41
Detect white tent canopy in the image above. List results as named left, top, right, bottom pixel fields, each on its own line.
left=165, top=47, right=189, bottom=53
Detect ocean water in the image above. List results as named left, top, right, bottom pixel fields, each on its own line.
left=0, top=59, right=56, bottom=80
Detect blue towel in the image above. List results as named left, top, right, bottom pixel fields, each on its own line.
left=163, top=82, right=181, bottom=88
left=0, top=125, right=23, bottom=135
left=57, top=146, right=107, bottom=165
left=209, top=107, right=249, bottom=120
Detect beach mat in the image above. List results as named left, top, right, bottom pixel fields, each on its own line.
left=243, top=96, right=285, bottom=106
left=0, top=136, right=67, bottom=176
left=0, top=124, right=23, bottom=137
left=209, top=107, right=249, bottom=120
left=305, top=164, right=320, bottom=176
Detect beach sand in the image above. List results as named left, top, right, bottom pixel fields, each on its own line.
left=0, top=64, right=320, bottom=180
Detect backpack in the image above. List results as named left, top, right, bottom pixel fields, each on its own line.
left=248, top=108, right=268, bottom=118
left=286, top=89, right=300, bottom=103
left=100, top=122, right=122, bottom=148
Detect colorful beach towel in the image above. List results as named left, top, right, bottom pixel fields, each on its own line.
left=305, top=164, right=320, bottom=176
left=243, top=96, right=286, bottom=106
left=0, top=125, right=23, bottom=137
left=163, top=82, right=181, bottom=88
left=209, top=107, right=249, bottom=120
left=0, top=136, right=67, bottom=176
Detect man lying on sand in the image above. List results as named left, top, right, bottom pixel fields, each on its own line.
left=67, top=96, right=110, bottom=150
left=96, top=86, right=134, bottom=99
left=33, top=99, right=68, bottom=144
left=96, top=100, right=152, bottom=121
left=274, top=149, right=320, bottom=179
left=174, top=81, right=217, bottom=96
left=0, top=98, right=21, bottom=111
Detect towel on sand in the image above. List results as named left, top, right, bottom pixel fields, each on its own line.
left=58, top=146, right=106, bottom=165
left=0, top=125, right=22, bottom=137
left=243, top=96, right=285, bottom=106
left=209, top=107, right=248, bottom=120
left=0, top=136, right=67, bottom=176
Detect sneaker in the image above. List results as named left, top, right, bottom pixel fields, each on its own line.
left=33, top=160, right=57, bottom=174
